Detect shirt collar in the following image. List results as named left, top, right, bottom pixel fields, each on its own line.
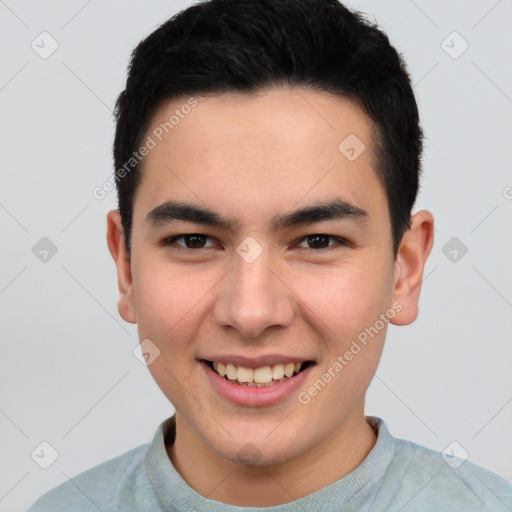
left=144, top=415, right=396, bottom=512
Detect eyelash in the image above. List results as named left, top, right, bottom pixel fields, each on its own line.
left=161, top=233, right=350, bottom=254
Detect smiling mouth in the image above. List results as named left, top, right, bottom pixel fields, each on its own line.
left=201, top=359, right=315, bottom=387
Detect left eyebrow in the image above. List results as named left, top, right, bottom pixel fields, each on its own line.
left=270, top=198, right=368, bottom=232
left=145, top=197, right=368, bottom=232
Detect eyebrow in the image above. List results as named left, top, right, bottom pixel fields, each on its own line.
left=145, top=198, right=368, bottom=232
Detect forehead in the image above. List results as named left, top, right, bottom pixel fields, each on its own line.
left=133, top=87, right=386, bottom=230
left=143, top=87, right=374, bottom=160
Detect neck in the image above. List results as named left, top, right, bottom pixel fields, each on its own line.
left=166, top=407, right=377, bottom=507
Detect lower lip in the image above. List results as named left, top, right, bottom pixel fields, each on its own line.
left=201, top=360, right=315, bottom=407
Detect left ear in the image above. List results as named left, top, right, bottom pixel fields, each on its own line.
left=390, top=210, right=434, bottom=326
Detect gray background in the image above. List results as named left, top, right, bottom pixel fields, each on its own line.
left=1, top=0, right=511, bottom=510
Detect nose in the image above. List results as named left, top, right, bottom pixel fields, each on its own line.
left=213, top=246, right=294, bottom=339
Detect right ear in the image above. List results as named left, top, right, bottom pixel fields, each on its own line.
left=106, top=210, right=137, bottom=324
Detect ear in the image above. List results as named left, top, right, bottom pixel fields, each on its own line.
left=390, top=210, right=434, bottom=326
left=106, top=210, right=137, bottom=324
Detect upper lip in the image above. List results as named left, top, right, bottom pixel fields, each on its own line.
left=199, top=354, right=315, bottom=368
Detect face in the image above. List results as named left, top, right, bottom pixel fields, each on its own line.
left=108, top=87, right=423, bottom=466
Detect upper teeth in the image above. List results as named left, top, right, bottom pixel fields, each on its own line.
left=212, top=361, right=304, bottom=383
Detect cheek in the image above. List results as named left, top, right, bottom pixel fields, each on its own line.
left=131, top=262, right=202, bottom=355
left=296, top=258, right=392, bottom=391
left=132, top=263, right=207, bottom=407
left=293, top=258, right=393, bottom=336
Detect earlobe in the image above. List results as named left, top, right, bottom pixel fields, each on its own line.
left=106, top=210, right=137, bottom=324
left=390, top=210, right=434, bottom=326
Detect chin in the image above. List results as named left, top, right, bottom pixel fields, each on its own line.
left=213, top=432, right=305, bottom=468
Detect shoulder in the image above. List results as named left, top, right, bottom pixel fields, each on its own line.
left=390, top=436, right=512, bottom=511
left=26, top=444, right=149, bottom=512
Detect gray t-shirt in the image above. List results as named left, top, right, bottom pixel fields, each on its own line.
left=27, top=416, right=512, bottom=511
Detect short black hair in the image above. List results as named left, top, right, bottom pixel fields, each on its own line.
left=113, top=0, right=423, bottom=256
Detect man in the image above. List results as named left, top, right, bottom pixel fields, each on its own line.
left=28, top=0, right=512, bottom=510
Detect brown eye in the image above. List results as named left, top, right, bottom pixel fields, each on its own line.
left=296, top=234, right=348, bottom=251
left=163, top=234, right=216, bottom=250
